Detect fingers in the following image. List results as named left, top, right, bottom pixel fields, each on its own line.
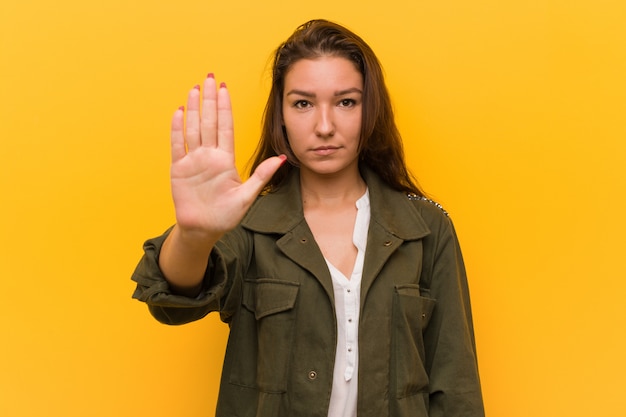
left=173, top=74, right=232, bottom=157
left=185, top=85, right=202, bottom=151
left=171, top=106, right=186, bottom=162
left=200, top=74, right=218, bottom=148
left=216, top=83, right=234, bottom=153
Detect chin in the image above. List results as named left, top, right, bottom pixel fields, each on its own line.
left=301, top=160, right=359, bottom=177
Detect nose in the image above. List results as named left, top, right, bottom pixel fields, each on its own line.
left=315, top=105, right=335, bottom=138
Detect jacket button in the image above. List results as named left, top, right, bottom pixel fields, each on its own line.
left=383, top=240, right=392, bottom=247
left=308, top=370, right=317, bottom=380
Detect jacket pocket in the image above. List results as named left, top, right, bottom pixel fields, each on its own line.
left=393, top=284, right=437, bottom=398
left=238, top=278, right=300, bottom=393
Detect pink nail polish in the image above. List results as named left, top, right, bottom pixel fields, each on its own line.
left=178, top=106, right=185, bottom=111
left=207, top=73, right=214, bottom=79
left=193, top=84, right=201, bottom=90
left=220, top=82, right=227, bottom=89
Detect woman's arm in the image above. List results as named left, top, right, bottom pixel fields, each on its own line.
left=157, top=75, right=285, bottom=295
left=417, top=204, right=484, bottom=416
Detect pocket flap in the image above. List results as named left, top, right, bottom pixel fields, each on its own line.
left=244, top=279, right=300, bottom=320
left=394, top=284, right=437, bottom=323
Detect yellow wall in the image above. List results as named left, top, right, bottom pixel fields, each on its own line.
left=1, top=0, right=625, bottom=416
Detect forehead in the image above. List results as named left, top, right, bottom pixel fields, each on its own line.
left=284, top=56, right=363, bottom=90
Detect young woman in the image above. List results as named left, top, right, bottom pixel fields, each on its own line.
left=132, top=19, right=484, bottom=417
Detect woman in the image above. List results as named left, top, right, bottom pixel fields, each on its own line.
left=132, top=19, right=484, bottom=417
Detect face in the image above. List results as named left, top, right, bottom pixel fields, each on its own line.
left=282, top=56, right=363, bottom=178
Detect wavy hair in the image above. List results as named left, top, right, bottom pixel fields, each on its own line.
left=248, top=19, right=424, bottom=196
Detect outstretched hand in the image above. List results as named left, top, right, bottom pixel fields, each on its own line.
left=169, top=74, right=285, bottom=239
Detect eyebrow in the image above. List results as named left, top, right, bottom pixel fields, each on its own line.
left=285, top=87, right=363, bottom=97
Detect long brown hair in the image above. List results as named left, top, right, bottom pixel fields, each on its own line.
left=248, top=19, right=424, bottom=196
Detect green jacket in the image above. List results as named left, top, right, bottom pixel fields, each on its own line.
left=132, top=168, right=484, bottom=417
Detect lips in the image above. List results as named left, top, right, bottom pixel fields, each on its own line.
left=312, top=146, right=340, bottom=156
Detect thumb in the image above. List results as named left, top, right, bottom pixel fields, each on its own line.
left=240, top=155, right=287, bottom=200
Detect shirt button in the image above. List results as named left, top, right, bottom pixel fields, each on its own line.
left=348, top=348, right=352, bottom=352
left=308, top=370, right=317, bottom=380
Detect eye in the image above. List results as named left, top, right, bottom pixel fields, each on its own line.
left=293, top=100, right=312, bottom=109
left=338, top=98, right=357, bottom=108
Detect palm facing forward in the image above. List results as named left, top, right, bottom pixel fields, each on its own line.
left=169, top=75, right=285, bottom=238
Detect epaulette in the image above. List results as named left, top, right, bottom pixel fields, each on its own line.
left=406, top=193, right=449, bottom=217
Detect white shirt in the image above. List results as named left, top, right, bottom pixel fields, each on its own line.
left=325, top=189, right=370, bottom=417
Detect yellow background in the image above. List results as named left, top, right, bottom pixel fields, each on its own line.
left=1, top=0, right=625, bottom=416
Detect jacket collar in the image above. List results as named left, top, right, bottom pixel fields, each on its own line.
left=242, top=167, right=431, bottom=241
left=242, top=167, right=432, bottom=305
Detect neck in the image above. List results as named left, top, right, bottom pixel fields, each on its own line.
left=299, top=168, right=367, bottom=208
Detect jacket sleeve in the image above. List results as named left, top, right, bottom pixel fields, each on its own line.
left=130, top=226, right=251, bottom=326
left=417, top=204, right=485, bottom=416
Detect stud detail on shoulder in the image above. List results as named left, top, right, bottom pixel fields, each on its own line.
left=406, top=193, right=449, bottom=217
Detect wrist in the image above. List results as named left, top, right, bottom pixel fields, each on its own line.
left=172, top=225, right=222, bottom=251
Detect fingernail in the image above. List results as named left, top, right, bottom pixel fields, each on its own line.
left=193, top=84, right=201, bottom=90
left=220, top=82, right=227, bottom=89
left=207, top=73, right=214, bottom=79
left=279, top=154, right=288, bottom=164
left=178, top=105, right=185, bottom=111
